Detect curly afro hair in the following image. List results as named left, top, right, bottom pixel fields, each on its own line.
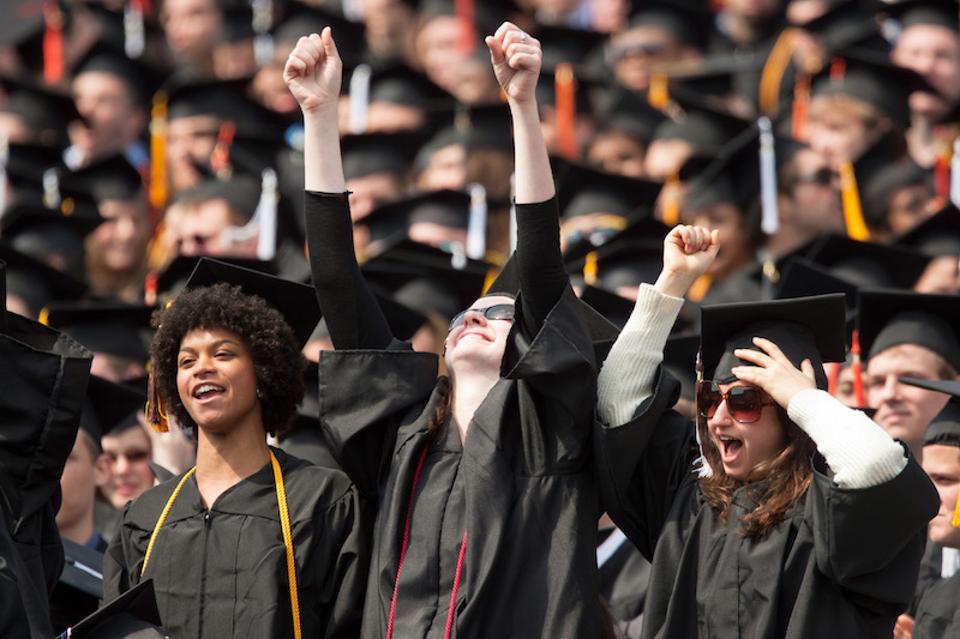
left=150, top=283, right=306, bottom=437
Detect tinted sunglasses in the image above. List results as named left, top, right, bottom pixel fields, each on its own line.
left=448, top=304, right=516, bottom=331
left=696, top=381, right=775, bottom=423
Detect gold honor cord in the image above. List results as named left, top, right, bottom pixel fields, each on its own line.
left=140, top=451, right=302, bottom=639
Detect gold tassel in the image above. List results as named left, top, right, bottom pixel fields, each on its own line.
left=758, top=28, right=796, bottom=116
left=38, top=307, right=50, bottom=326
left=555, top=63, right=578, bottom=160
left=839, top=160, right=870, bottom=241
left=648, top=72, right=669, bottom=110
left=661, top=173, right=681, bottom=226
left=583, top=251, right=599, bottom=286
left=149, top=91, right=169, bottom=209
left=481, top=265, right=498, bottom=294
left=953, top=493, right=960, bottom=527
left=688, top=274, right=712, bottom=302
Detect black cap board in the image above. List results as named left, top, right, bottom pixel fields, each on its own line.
left=63, top=579, right=166, bottom=639
left=0, top=75, right=81, bottom=146
left=182, top=257, right=321, bottom=347
left=272, top=2, right=366, bottom=61
left=596, top=85, right=668, bottom=142
left=567, top=237, right=663, bottom=293
left=0, top=241, right=86, bottom=315
left=556, top=160, right=662, bottom=220
left=4, top=142, right=65, bottom=183
left=860, top=158, right=929, bottom=230
left=664, top=332, right=701, bottom=400
left=81, top=374, right=146, bottom=442
left=799, top=0, right=887, bottom=54
left=579, top=285, right=636, bottom=329
left=805, top=234, right=931, bottom=289
left=50, top=538, right=104, bottom=633
left=882, top=0, right=960, bottom=31
left=357, top=189, right=470, bottom=246
left=0, top=192, right=104, bottom=240
left=71, top=42, right=163, bottom=105
left=364, top=64, right=453, bottom=109
left=154, top=255, right=278, bottom=298
left=172, top=174, right=262, bottom=223
left=898, top=377, right=960, bottom=446
left=341, top=131, right=425, bottom=181
left=60, top=154, right=144, bottom=203
left=896, top=203, right=960, bottom=256
left=626, top=0, right=712, bottom=47
left=700, top=293, right=847, bottom=389
left=164, top=77, right=280, bottom=128
left=44, top=301, right=154, bottom=361
left=858, top=289, right=960, bottom=371
left=0, top=0, right=45, bottom=48
left=535, top=24, right=609, bottom=73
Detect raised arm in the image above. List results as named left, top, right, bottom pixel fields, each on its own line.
left=486, top=24, right=566, bottom=333
left=285, top=28, right=392, bottom=350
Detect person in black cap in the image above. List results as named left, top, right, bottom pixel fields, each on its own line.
left=595, top=227, right=938, bottom=637
left=160, top=0, right=223, bottom=74
left=288, top=22, right=614, bottom=637
left=101, top=258, right=365, bottom=638
left=892, top=377, right=960, bottom=639
left=897, top=203, right=960, bottom=294
left=0, top=75, right=81, bottom=147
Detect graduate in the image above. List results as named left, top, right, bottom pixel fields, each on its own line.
left=287, top=23, right=610, bottom=637
left=594, top=226, right=939, bottom=637
left=101, top=259, right=365, bottom=638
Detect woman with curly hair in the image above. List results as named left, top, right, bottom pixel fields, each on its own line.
left=286, top=22, right=615, bottom=638
left=101, top=265, right=365, bottom=639
left=593, top=226, right=940, bottom=638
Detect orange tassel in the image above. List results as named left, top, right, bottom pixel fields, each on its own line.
left=839, top=160, right=870, bottom=241
left=661, top=173, right=681, bottom=226
left=210, top=121, right=237, bottom=177
left=851, top=329, right=865, bottom=408
left=829, top=57, right=846, bottom=82
left=792, top=73, right=811, bottom=140
left=455, top=0, right=476, bottom=57
left=555, top=63, right=577, bottom=160
left=935, top=151, right=951, bottom=198
left=648, top=72, right=669, bottom=111
left=687, top=274, right=712, bottom=302
left=826, top=361, right=840, bottom=396
left=43, top=1, right=64, bottom=85
left=149, top=91, right=169, bottom=209
left=758, top=29, right=796, bottom=116
left=583, top=251, right=599, bottom=286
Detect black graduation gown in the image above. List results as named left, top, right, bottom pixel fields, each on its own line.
left=598, top=530, right=650, bottom=639
left=913, top=569, right=960, bottom=638
left=595, top=369, right=939, bottom=638
left=0, top=312, right=92, bottom=639
left=101, top=447, right=365, bottom=638
left=318, top=287, right=602, bottom=638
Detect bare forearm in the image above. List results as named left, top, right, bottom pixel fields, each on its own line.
left=509, top=99, right=554, bottom=204
left=303, top=106, right=346, bottom=192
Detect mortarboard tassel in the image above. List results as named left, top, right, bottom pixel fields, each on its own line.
left=758, top=117, right=780, bottom=236
left=455, top=0, right=476, bottom=57
left=256, top=168, right=278, bottom=261
left=851, top=329, right=865, bottom=408
left=791, top=73, right=811, bottom=141
left=687, top=274, right=712, bottom=302
left=661, top=173, right=680, bottom=226
left=146, top=359, right=169, bottom=432
left=210, top=121, right=237, bottom=178
left=348, top=64, right=372, bottom=135
left=252, top=0, right=274, bottom=67
left=951, top=138, right=960, bottom=207
left=555, top=63, right=578, bottom=160
left=149, top=91, right=169, bottom=209
left=466, top=183, right=487, bottom=260
left=583, top=250, right=599, bottom=286
left=648, top=72, right=669, bottom=111
left=936, top=151, right=950, bottom=199
left=826, top=362, right=840, bottom=396
left=43, top=1, right=64, bottom=85
left=42, top=168, right=60, bottom=209
left=829, top=57, right=846, bottom=83
left=124, top=0, right=146, bottom=59
left=37, top=307, right=49, bottom=326
left=839, top=160, right=870, bottom=241
left=758, top=29, right=796, bottom=116
left=953, top=492, right=960, bottom=528
left=144, top=270, right=158, bottom=306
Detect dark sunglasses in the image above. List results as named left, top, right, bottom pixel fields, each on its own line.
left=794, top=168, right=837, bottom=188
left=448, top=304, right=516, bottom=331
left=696, top=381, right=775, bottom=424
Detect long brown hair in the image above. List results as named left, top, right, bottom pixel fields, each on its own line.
left=697, top=405, right=817, bottom=539
left=427, top=375, right=452, bottom=434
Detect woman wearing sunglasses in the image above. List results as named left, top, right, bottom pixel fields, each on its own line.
left=287, top=24, right=607, bottom=638
left=594, top=226, right=939, bottom=638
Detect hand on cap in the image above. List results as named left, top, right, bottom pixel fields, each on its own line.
left=654, top=224, right=719, bottom=298
left=485, top=22, right=541, bottom=105
left=731, top=337, right=816, bottom=409
left=283, top=27, right=342, bottom=115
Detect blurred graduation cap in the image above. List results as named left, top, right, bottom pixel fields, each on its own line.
left=567, top=237, right=663, bottom=294
left=164, top=77, right=281, bottom=130
left=357, top=189, right=470, bottom=247
left=153, top=255, right=278, bottom=299
left=342, top=130, right=425, bottom=181
left=71, top=42, right=164, bottom=106
left=172, top=174, right=263, bottom=223
left=0, top=0, right=46, bottom=48
left=4, top=142, right=65, bottom=183
left=557, top=160, right=662, bottom=221
left=898, top=377, right=960, bottom=447
left=798, top=0, right=888, bottom=55
left=44, top=301, right=154, bottom=362
left=62, top=578, right=165, bottom=639
left=811, top=47, right=940, bottom=126
left=895, top=203, right=960, bottom=256
left=881, top=0, right=960, bottom=31
left=683, top=124, right=763, bottom=212
left=50, top=538, right=103, bottom=633
left=596, top=84, right=668, bottom=142
left=536, top=24, right=609, bottom=74
left=361, top=238, right=490, bottom=319
left=650, top=95, right=752, bottom=156
left=0, top=75, right=81, bottom=146
left=363, top=63, right=454, bottom=110
left=419, top=102, right=515, bottom=154
left=776, top=257, right=859, bottom=342
left=805, top=233, right=930, bottom=289
left=579, top=285, right=635, bottom=329
left=664, top=332, right=700, bottom=401
left=271, top=2, right=366, bottom=60
left=180, top=257, right=321, bottom=347
left=0, top=241, right=86, bottom=315
left=699, top=293, right=847, bottom=389
left=858, top=289, right=960, bottom=371
left=860, top=156, right=929, bottom=231
left=623, top=0, right=713, bottom=48
left=0, top=187, right=104, bottom=240
left=563, top=214, right=670, bottom=262
left=81, top=374, right=147, bottom=442
left=59, top=154, right=144, bottom=203
left=417, top=0, right=517, bottom=38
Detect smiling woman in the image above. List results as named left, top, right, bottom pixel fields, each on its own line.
left=101, top=260, right=366, bottom=639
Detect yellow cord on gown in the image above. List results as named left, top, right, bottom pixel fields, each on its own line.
left=140, top=451, right=302, bottom=639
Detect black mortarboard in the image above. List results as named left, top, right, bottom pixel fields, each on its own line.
left=896, top=203, right=960, bottom=256
left=272, top=2, right=366, bottom=60
left=44, top=301, right=154, bottom=361
left=358, top=189, right=470, bottom=246
left=341, top=131, right=424, bottom=181
left=882, top=0, right=960, bottom=31
left=650, top=95, right=751, bottom=155
left=0, top=241, right=86, bottom=315
left=5, top=142, right=65, bottom=183
left=777, top=257, right=859, bottom=312
left=362, top=238, right=489, bottom=319
left=81, top=374, right=147, bottom=441
left=861, top=158, right=929, bottom=229
left=50, top=539, right=103, bottom=632
left=568, top=237, right=663, bottom=293
left=700, top=294, right=847, bottom=389
left=563, top=214, right=671, bottom=263
left=0, top=0, right=45, bottom=48
left=164, top=77, right=278, bottom=128
left=811, top=47, right=940, bottom=126
left=59, top=154, right=144, bottom=202
left=536, top=24, right=609, bottom=73
left=66, top=579, right=165, bottom=639
left=898, top=377, right=960, bottom=446
left=625, top=0, right=712, bottom=46
left=805, top=234, right=930, bottom=289
left=421, top=102, right=515, bottom=153
left=183, top=257, right=320, bottom=347
left=173, top=174, right=262, bottom=223
left=597, top=85, right=667, bottom=142
left=365, top=64, right=453, bottom=109
left=580, top=285, right=636, bottom=328
left=557, top=160, right=662, bottom=220
left=0, top=75, right=81, bottom=146
left=0, top=189, right=104, bottom=240
left=71, top=42, right=162, bottom=105
left=664, top=332, right=701, bottom=400
left=154, top=255, right=278, bottom=298
left=684, top=124, right=762, bottom=212
left=799, top=0, right=887, bottom=54
left=858, top=289, right=960, bottom=370
left=219, top=5, right=255, bottom=43
left=416, top=0, right=516, bottom=37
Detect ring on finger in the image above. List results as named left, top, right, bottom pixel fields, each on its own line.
left=520, top=32, right=528, bottom=41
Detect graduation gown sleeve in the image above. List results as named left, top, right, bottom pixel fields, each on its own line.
left=0, top=507, right=29, bottom=639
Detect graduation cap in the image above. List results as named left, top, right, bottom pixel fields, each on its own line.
left=181, top=257, right=321, bottom=347
left=700, top=293, right=847, bottom=389
left=219, top=5, right=256, bottom=43
left=63, top=579, right=165, bottom=639
left=596, top=85, right=668, bottom=142
left=4, top=142, right=65, bottom=183
left=71, top=42, right=163, bottom=105
left=579, top=285, right=636, bottom=329
left=557, top=160, right=662, bottom=220
left=59, top=154, right=143, bottom=202
left=0, top=189, right=104, bottom=241
left=0, top=0, right=46, bottom=48
left=361, top=238, right=490, bottom=319
left=650, top=95, right=752, bottom=156
left=536, top=24, right=609, bottom=72
left=798, top=0, right=888, bottom=55
left=153, top=255, right=278, bottom=299
left=164, top=77, right=277, bottom=126
left=417, top=0, right=518, bottom=41
left=896, top=203, right=960, bottom=256
left=341, top=130, right=424, bottom=181
left=882, top=0, right=960, bottom=31
left=805, top=234, right=930, bottom=289
left=0, top=75, right=81, bottom=146
left=43, top=301, right=154, bottom=362
left=50, top=538, right=104, bottom=633
left=0, top=241, right=86, bottom=315
left=664, top=332, right=701, bottom=400
left=858, top=289, right=960, bottom=371
left=684, top=124, right=763, bottom=212
left=624, top=0, right=713, bottom=47
left=567, top=237, right=663, bottom=293
left=357, top=189, right=470, bottom=246
left=81, top=374, right=147, bottom=442
left=271, top=2, right=366, bottom=59
left=860, top=157, right=929, bottom=230
left=362, top=63, right=453, bottom=110
left=898, top=377, right=960, bottom=447
left=777, top=257, right=859, bottom=311
left=419, top=102, right=515, bottom=154
left=172, top=174, right=262, bottom=223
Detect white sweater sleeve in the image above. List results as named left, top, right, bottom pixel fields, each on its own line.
left=787, top=388, right=908, bottom=489
left=597, top=283, right=685, bottom=426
